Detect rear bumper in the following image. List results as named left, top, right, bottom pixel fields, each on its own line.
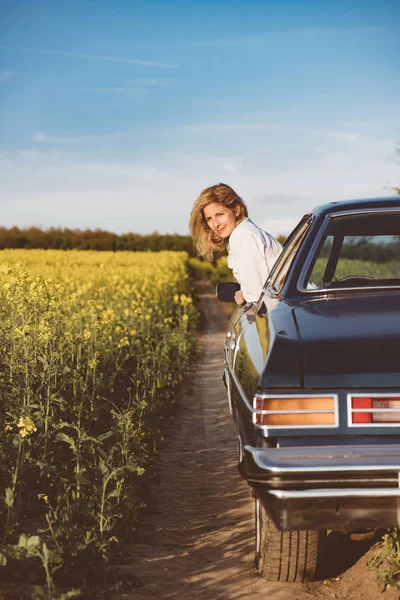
left=243, top=444, right=400, bottom=530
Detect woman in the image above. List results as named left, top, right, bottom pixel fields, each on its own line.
left=189, top=183, right=282, bottom=305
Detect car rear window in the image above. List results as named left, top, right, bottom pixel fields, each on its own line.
left=305, top=211, right=400, bottom=289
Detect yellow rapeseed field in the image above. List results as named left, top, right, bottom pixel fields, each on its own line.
left=0, top=249, right=198, bottom=594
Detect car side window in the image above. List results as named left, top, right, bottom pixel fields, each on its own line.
left=307, top=235, right=333, bottom=287
left=305, top=212, right=400, bottom=289
left=269, top=217, right=312, bottom=294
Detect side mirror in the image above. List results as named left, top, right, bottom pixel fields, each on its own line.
left=216, top=282, right=241, bottom=303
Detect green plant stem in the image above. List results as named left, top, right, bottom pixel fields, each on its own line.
left=3, top=437, right=23, bottom=544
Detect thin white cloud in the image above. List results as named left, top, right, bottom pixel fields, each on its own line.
left=86, top=86, right=148, bottom=96
left=34, top=132, right=63, bottom=144
left=253, top=193, right=299, bottom=207
left=124, top=79, right=168, bottom=87
left=85, top=79, right=169, bottom=94
left=0, top=70, right=15, bottom=82
left=193, top=26, right=378, bottom=47
left=327, top=132, right=363, bottom=144
left=0, top=46, right=179, bottom=69
left=261, top=216, right=300, bottom=238
left=320, top=129, right=393, bottom=149
left=179, top=122, right=281, bottom=134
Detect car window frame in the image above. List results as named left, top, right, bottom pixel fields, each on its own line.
left=266, top=215, right=314, bottom=297
left=298, top=207, right=400, bottom=294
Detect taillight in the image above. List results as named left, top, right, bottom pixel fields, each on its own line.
left=350, top=396, right=400, bottom=425
left=352, top=397, right=372, bottom=423
left=253, top=395, right=337, bottom=427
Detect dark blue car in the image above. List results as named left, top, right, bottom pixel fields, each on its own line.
left=219, top=196, right=400, bottom=582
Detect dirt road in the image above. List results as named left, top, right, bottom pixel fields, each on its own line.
left=112, top=282, right=398, bottom=600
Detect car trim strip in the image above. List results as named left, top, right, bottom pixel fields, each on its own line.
left=265, top=488, right=400, bottom=499
left=224, top=356, right=254, bottom=415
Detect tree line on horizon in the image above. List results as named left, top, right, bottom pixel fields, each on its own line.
left=0, top=226, right=197, bottom=254
left=0, top=226, right=288, bottom=255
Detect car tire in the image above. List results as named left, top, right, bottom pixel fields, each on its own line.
left=255, top=499, right=325, bottom=582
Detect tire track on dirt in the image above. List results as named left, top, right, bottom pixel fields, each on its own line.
left=110, top=281, right=392, bottom=600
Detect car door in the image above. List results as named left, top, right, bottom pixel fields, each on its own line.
left=224, top=215, right=314, bottom=444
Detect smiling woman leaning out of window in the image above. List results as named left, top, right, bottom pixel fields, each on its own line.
left=189, top=183, right=282, bottom=305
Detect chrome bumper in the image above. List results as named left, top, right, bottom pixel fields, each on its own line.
left=243, top=444, right=400, bottom=530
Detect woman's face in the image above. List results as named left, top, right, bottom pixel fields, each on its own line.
left=203, top=202, right=240, bottom=239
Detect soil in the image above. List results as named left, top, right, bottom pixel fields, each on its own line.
left=110, top=281, right=399, bottom=600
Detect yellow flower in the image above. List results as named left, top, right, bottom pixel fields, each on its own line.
left=17, top=416, right=37, bottom=438
left=182, top=314, right=189, bottom=322
left=117, top=337, right=129, bottom=348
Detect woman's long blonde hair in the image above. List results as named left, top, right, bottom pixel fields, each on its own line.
left=189, top=183, right=248, bottom=261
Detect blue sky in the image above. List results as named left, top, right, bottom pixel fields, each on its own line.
left=0, top=0, right=399, bottom=236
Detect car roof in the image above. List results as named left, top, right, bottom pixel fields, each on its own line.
left=311, top=196, right=400, bottom=219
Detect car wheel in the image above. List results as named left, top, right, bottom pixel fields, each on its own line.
left=255, top=499, right=325, bottom=582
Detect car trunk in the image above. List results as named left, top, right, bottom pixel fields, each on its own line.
left=294, top=293, right=400, bottom=388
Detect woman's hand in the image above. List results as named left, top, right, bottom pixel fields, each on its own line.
left=234, top=289, right=245, bottom=305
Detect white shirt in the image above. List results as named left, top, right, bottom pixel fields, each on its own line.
left=227, top=218, right=282, bottom=302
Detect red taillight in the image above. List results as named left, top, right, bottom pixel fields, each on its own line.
left=351, top=396, right=400, bottom=424
left=352, top=397, right=372, bottom=423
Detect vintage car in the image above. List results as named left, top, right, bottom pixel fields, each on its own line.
left=218, top=196, right=400, bottom=582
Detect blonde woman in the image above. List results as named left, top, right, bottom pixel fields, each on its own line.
left=189, top=183, right=282, bottom=305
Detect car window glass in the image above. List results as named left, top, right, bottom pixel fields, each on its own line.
left=306, top=212, right=400, bottom=289
left=269, top=219, right=311, bottom=294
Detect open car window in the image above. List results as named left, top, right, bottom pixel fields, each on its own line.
left=268, top=216, right=312, bottom=294
left=305, top=211, right=400, bottom=290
